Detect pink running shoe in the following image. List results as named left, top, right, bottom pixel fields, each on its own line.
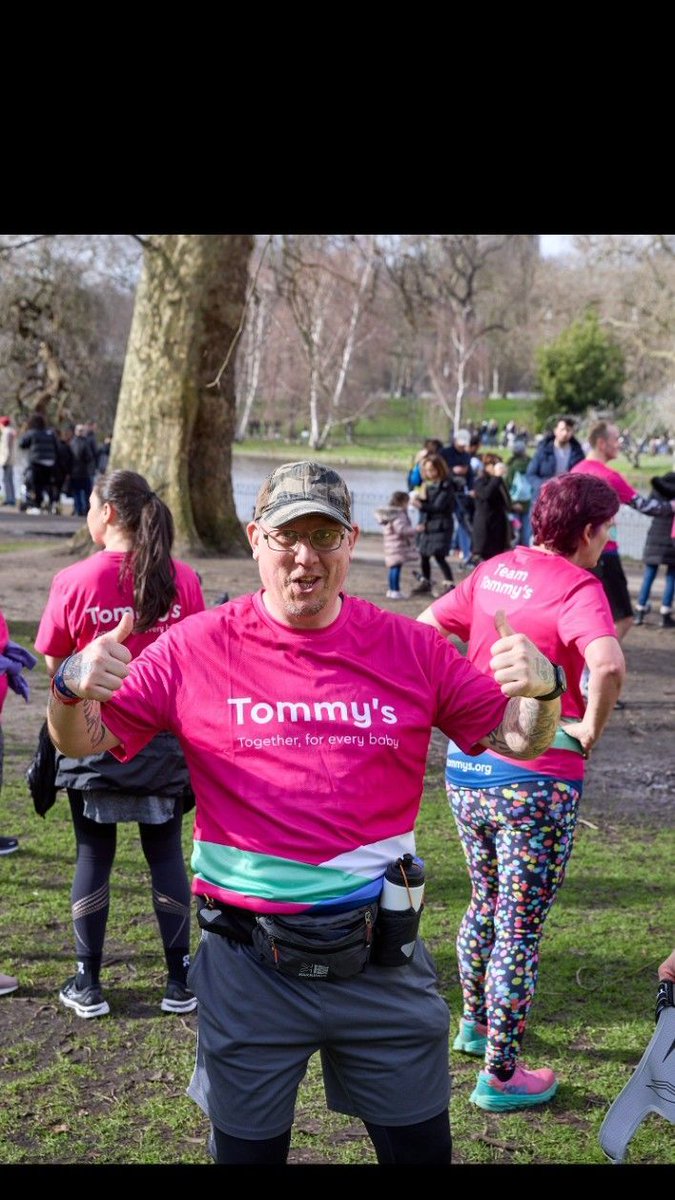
left=470, top=1063, right=558, bottom=1111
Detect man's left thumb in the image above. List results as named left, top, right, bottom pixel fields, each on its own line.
left=494, top=609, right=515, bottom=638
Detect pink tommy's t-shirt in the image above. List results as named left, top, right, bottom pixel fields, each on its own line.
left=35, top=551, right=205, bottom=659
left=430, top=545, right=617, bottom=781
left=101, top=591, right=509, bottom=913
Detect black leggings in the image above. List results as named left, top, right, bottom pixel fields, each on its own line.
left=211, top=1109, right=451, bottom=1165
left=420, top=553, right=453, bottom=583
left=67, top=789, right=191, bottom=975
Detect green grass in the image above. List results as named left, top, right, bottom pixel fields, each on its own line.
left=0, top=770, right=672, bottom=1165
left=0, top=540, right=60, bottom=555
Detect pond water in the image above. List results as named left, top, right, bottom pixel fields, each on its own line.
left=232, top=453, right=648, bottom=555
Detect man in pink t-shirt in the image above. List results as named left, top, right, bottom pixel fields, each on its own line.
left=571, top=420, right=675, bottom=645
left=46, top=460, right=567, bottom=1168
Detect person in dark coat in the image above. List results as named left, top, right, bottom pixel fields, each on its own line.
left=526, top=417, right=585, bottom=500
left=18, top=413, right=59, bottom=511
left=634, top=471, right=675, bottom=629
left=440, top=429, right=475, bottom=563
left=505, top=438, right=533, bottom=546
left=69, top=424, right=97, bottom=516
left=53, top=425, right=75, bottom=510
left=410, top=454, right=456, bottom=596
left=470, top=453, right=513, bottom=564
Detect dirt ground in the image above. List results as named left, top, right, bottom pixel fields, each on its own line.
left=1, top=507, right=673, bottom=827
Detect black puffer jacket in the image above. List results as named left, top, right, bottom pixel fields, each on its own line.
left=415, top=479, right=455, bottom=557
left=19, top=427, right=58, bottom=467
left=643, top=473, right=675, bottom=567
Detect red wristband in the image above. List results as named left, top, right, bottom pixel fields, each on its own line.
left=50, top=676, right=83, bottom=706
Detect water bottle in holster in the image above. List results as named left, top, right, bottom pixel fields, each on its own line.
left=371, top=854, right=425, bottom=968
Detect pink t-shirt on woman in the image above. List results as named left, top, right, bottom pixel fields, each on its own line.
left=430, top=545, right=617, bottom=782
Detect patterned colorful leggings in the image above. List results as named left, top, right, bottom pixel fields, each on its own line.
left=448, top=777, right=580, bottom=1076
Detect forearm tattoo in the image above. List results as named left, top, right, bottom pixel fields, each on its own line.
left=47, top=694, right=109, bottom=751
left=82, top=699, right=109, bottom=749
left=486, top=696, right=559, bottom=760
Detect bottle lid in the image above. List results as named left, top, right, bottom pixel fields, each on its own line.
left=384, top=854, right=424, bottom=886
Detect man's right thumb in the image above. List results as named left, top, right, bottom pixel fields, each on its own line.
left=110, top=611, right=134, bottom=642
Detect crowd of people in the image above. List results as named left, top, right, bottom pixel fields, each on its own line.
left=390, top=420, right=675, bottom=636
left=0, top=441, right=672, bottom=1165
left=0, top=414, right=111, bottom=515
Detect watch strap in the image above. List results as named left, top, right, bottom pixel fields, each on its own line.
left=537, top=664, right=565, bottom=702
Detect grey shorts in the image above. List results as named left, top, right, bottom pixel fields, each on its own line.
left=186, top=928, right=450, bottom=1140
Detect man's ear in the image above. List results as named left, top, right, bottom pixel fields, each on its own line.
left=347, top=525, right=360, bottom=556
left=247, top=521, right=260, bottom=558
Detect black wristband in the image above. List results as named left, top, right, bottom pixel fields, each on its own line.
left=537, top=663, right=567, bottom=702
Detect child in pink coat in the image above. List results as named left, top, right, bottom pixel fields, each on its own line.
left=374, top=490, right=417, bottom=599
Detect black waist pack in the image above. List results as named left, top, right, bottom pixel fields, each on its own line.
left=251, top=904, right=378, bottom=981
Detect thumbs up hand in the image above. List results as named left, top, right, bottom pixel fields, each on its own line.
left=108, top=611, right=134, bottom=645
left=57, top=611, right=134, bottom=702
left=489, top=609, right=560, bottom=701
left=493, top=610, right=515, bottom=640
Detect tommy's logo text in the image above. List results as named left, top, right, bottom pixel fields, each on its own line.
left=228, top=696, right=398, bottom=728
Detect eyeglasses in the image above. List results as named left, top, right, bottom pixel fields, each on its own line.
left=259, top=525, right=346, bottom=553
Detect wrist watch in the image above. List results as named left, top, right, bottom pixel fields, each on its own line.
left=537, top=663, right=567, bottom=702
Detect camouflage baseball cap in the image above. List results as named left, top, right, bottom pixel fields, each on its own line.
left=254, top=461, right=353, bottom=530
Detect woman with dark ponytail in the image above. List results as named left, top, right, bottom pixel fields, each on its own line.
left=35, top=470, right=205, bottom=1019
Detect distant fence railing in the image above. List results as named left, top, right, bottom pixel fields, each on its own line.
left=611, top=505, right=648, bottom=561
left=234, top=484, right=648, bottom=559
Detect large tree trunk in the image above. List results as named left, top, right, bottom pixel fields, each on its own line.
left=110, top=234, right=253, bottom=556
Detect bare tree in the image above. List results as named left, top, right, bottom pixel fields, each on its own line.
left=387, top=235, right=529, bottom=434
left=272, top=235, right=380, bottom=449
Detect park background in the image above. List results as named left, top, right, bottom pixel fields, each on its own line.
left=4, top=233, right=675, bottom=559
left=1, top=233, right=674, bottom=1167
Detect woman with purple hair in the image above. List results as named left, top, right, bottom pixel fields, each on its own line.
left=417, top=472, right=626, bottom=1112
